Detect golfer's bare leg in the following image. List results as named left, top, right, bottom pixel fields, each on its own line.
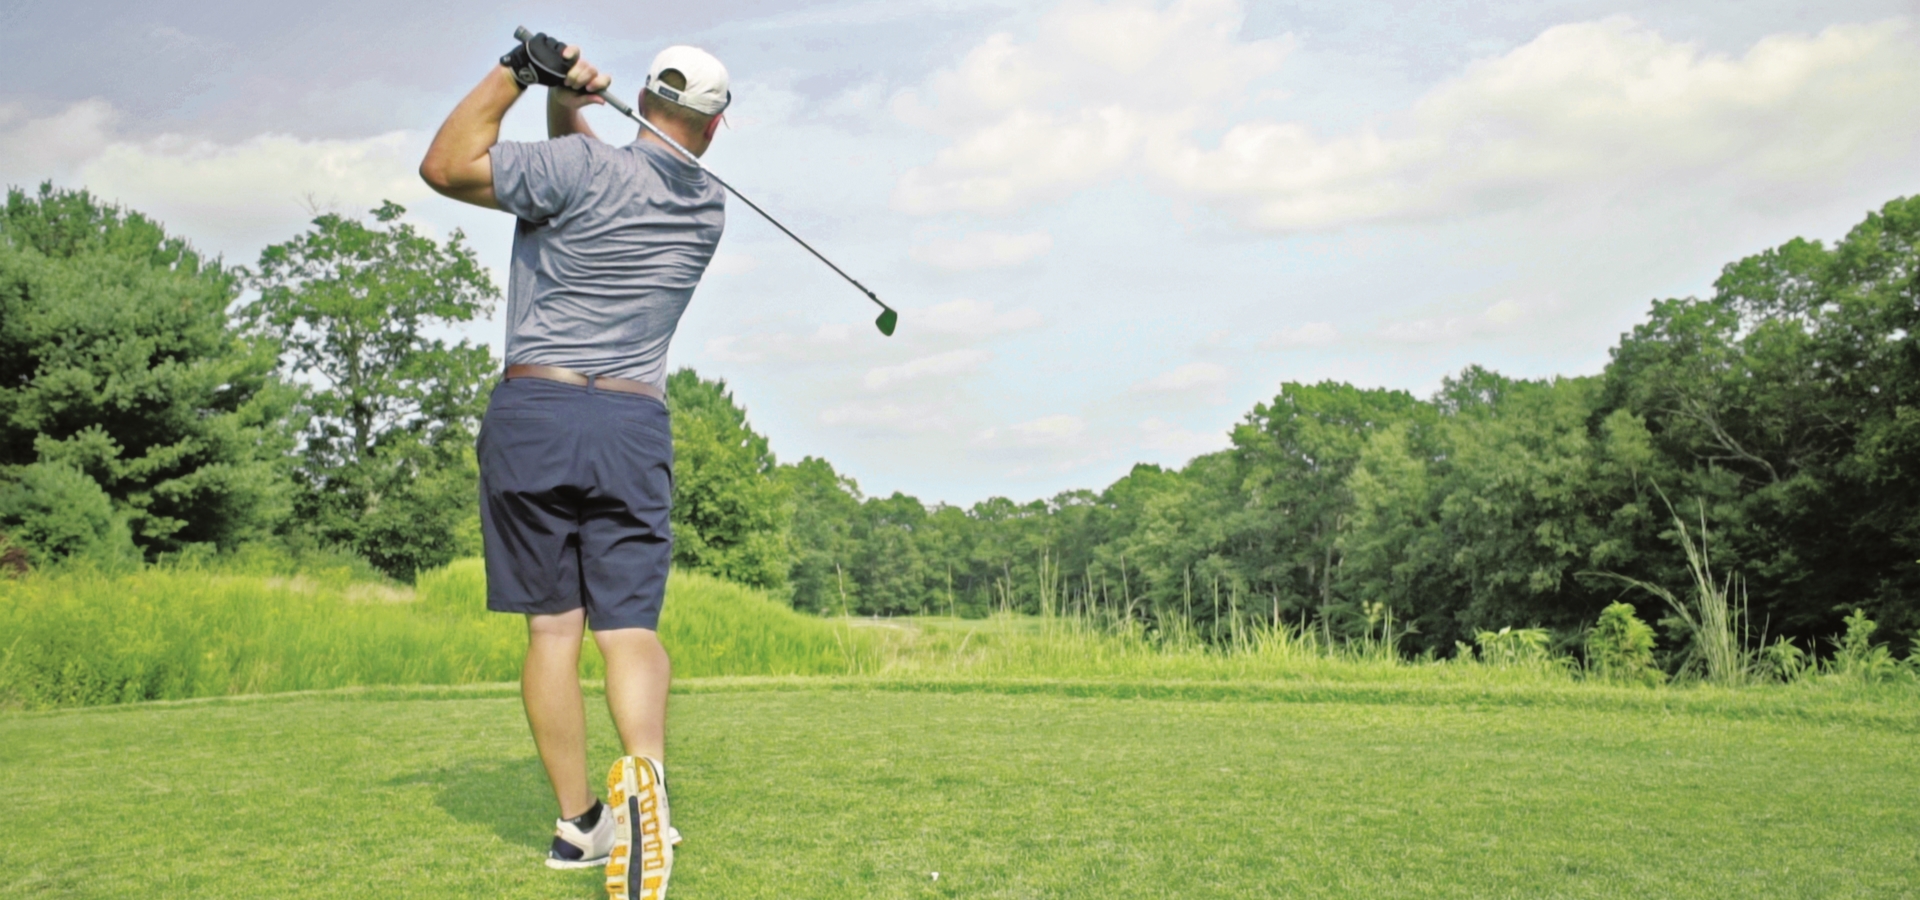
left=524, top=609, right=596, bottom=819
left=594, top=627, right=672, bottom=761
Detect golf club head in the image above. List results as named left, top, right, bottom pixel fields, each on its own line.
left=875, top=308, right=898, bottom=337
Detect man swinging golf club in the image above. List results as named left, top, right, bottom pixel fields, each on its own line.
left=418, top=31, right=731, bottom=900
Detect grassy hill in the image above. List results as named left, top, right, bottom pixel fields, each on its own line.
left=0, top=559, right=858, bottom=709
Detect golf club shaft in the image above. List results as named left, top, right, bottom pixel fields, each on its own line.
left=513, top=28, right=890, bottom=315
left=601, top=93, right=889, bottom=312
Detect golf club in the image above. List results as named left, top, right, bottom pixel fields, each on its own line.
left=514, top=26, right=898, bottom=337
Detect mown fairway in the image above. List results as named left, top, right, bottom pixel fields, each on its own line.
left=3, top=683, right=1916, bottom=899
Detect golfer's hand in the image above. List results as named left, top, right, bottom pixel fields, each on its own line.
left=551, top=45, right=610, bottom=108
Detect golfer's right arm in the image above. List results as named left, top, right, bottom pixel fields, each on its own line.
left=420, top=48, right=608, bottom=210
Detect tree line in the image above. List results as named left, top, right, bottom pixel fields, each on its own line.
left=2, top=183, right=1915, bottom=658
left=770, top=195, right=1920, bottom=656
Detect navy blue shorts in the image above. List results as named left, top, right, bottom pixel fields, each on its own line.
left=477, top=377, right=674, bottom=631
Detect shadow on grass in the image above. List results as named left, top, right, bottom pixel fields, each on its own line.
left=389, top=756, right=553, bottom=852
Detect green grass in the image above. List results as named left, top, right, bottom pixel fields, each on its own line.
left=0, top=559, right=1568, bottom=712
left=3, top=681, right=1916, bottom=898
left=0, top=560, right=859, bottom=708
left=839, top=613, right=1576, bottom=684
left=6, top=560, right=1918, bottom=896
left=8, top=558, right=1916, bottom=710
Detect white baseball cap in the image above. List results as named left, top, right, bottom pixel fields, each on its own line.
left=646, top=46, right=731, bottom=116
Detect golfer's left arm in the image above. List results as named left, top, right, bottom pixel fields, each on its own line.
left=548, top=83, right=606, bottom=141
left=420, top=48, right=608, bottom=209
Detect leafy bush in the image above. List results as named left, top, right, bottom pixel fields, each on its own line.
left=346, top=443, right=483, bottom=581
left=1828, top=609, right=1902, bottom=684
left=0, top=461, right=136, bottom=567
left=1761, top=636, right=1812, bottom=684
left=1474, top=626, right=1554, bottom=667
left=1585, top=602, right=1663, bottom=686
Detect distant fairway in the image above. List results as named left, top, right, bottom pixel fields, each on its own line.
left=4, top=681, right=1916, bottom=899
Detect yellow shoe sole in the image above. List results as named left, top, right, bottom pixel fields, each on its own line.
left=606, top=756, right=673, bottom=900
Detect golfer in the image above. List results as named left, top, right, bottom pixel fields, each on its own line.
left=419, top=34, right=729, bottom=900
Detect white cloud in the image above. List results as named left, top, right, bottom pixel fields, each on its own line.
left=968, top=413, right=1112, bottom=475
left=891, top=0, right=1290, bottom=214
left=0, top=99, right=118, bottom=186
left=1265, top=322, right=1338, bottom=347
left=819, top=402, right=956, bottom=434
left=83, top=130, right=430, bottom=244
left=821, top=80, right=890, bottom=120
left=963, top=413, right=1100, bottom=475
left=1377, top=298, right=1540, bottom=344
left=910, top=230, right=1054, bottom=270
left=1137, top=417, right=1228, bottom=459
left=864, top=348, right=992, bottom=388
left=1016, top=414, right=1085, bottom=441
left=1165, top=17, right=1920, bottom=229
left=1133, top=361, right=1230, bottom=392
left=704, top=298, right=1039, bottom=370
left=705, top=322, right=860, bottom=364
left=893, top=107, right=1147, bottom=213
left=912, top=297, right=1045, bottom=337
left=895, top=0, right=1290, bottom=128
left=721, top=80, right=807, bottom=129
left=0, top=99, right=431, bottom=252
left=895, top=7, right=1920, bottom=230
left=975, top=413, right=1087, bottom=448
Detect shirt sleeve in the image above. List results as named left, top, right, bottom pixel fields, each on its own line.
left=490, top=135, right=595, bottom=223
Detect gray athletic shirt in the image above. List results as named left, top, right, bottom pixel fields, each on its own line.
left=491, top=134, right=725, bottom=388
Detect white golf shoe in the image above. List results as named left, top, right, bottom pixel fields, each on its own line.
left=547, top=800, right=617, bottom=869
left=606, top=755, right=674, bottom=900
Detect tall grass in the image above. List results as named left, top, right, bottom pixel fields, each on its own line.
left=0, top=559, right=862, bottom=709
left=833, top=608, right=1578, bottom=687
left=1596, top=499, right=1758, bottom=685
left=8, top=556, right=1912, bottom=711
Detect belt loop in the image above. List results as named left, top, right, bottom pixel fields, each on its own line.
left=586, top=374, right=598, bottom=394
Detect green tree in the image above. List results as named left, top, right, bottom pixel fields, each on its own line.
left=0, top=184, right=293, bottom=559
left=1231, top=381, right=1426, bottom=623
left=243, top=201, right=496, bottom=580
left=1342, top=421, right=1441, bottom=636
left=778, top=455, right=863, bottom=612
left=1601, top=194, right=1920, bottom=639
left=852, top=492, right=936, bottom=615
left=666, top=369, right=791, bottom=593
left=1339, top=370, right=1681, bottom=652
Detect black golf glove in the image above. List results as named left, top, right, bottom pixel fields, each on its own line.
left=501, top=32, right=572, bottom=88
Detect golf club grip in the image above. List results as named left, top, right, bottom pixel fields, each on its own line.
left=598, top=91, right=637, bottom=117
left=513, top=26, right=533, bottom=42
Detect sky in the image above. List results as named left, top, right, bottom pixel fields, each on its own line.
left=3, top=0, right=1918, bottom=505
